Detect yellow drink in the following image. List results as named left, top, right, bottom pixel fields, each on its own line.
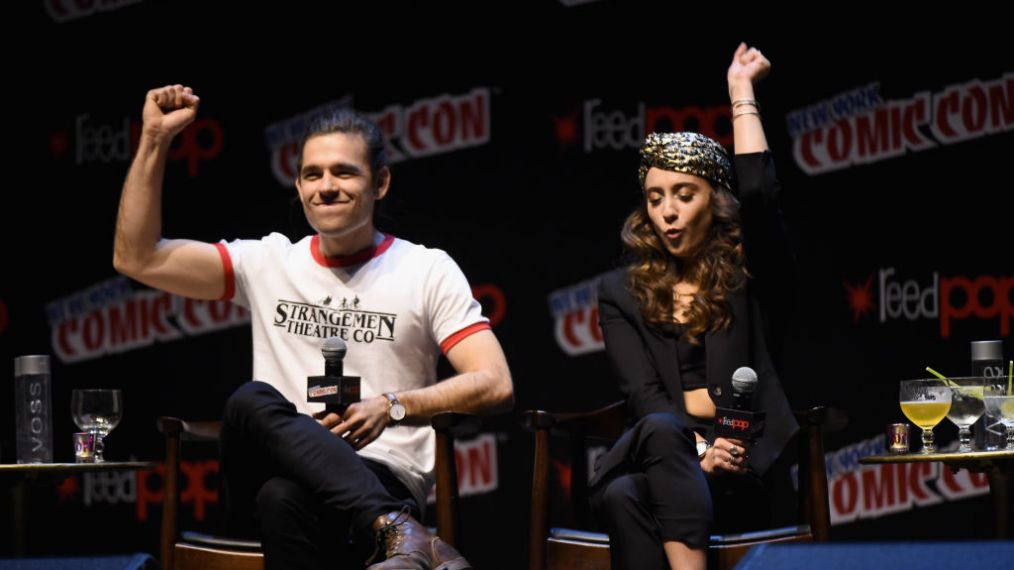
left=901, top=401, right=951, bottom=429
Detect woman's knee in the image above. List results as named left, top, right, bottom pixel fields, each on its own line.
left=594, top=475, right=647, bottom=523
left=636, top=412, right=694, bottom=451
left=638, top=412, right=687, bottom=434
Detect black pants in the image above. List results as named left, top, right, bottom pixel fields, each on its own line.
left=221, top=381, right=416, bottom=570
left=590, top=413, right=769, bottom=570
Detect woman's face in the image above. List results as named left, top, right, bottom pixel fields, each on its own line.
left=643, top=167, right=714, bottom=259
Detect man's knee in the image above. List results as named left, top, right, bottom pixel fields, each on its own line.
left=256, top=477, right=313, bottom=521
left=224, top=381, right=283, bottom=425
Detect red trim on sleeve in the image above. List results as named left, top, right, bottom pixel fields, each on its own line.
left=214, top=242, right=236, bottom=301
left=439, top=322, right=492, bottom=354
left=311, top=234, right=395, bottom=268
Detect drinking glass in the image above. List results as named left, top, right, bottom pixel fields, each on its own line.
left=984, top=383, right=1014, bottom=451
left=946, top=377, right=985, bottom=452
left=900, top=379, right=951, bottom=454
left=70, top=389, right=123, bottom=463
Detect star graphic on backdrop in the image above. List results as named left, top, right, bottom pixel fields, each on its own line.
left=552, top=112, right=579, bottom=150
left=844, top=276, right=876, bottom=324
left=56, top=476, right=80, bottom=503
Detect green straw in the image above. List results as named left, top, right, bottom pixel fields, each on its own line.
left=925, top=366, right=956, bottom=387
left=1008, top=360, right=1012, bottom=394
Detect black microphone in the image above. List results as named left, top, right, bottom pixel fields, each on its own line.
left=713, top=366, right=765, bottom=441
left=307, top=337, right=361, bottom=414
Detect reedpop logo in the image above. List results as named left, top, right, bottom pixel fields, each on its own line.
left=551, top=100, right=733, bottom=152
left=51, top=114, right=223, bottom=177
left=845, top=267, right=1013, bottom=338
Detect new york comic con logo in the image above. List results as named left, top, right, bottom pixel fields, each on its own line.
left=274, top=296, right=396, bottom=343
left=845, top=267, right=1013, bottom=338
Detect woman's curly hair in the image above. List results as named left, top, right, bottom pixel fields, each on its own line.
left=621, top=183, right=748, bottom=343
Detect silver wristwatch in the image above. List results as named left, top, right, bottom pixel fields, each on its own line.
left=384, top=392, right=406, bottom=424
left=696, top=440, right=712, bottom=460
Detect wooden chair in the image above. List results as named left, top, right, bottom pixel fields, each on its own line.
left=157, top=412, right=480, bottom=570
left=525, top=402, right=830, bottom=570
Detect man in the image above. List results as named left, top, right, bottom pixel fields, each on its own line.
left=114, top=84, right=513, bottom=570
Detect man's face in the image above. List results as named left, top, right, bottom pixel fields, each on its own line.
left=295, top=132, right=389, bottom=240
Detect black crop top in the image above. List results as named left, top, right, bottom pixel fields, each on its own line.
left=665, top=323, right=707, bottom=391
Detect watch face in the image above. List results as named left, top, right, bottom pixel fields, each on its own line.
left=696, top=441, right=709, bottom=457
left=390, top=404, right=406, bottom=421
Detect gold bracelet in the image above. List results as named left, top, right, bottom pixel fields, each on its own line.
left=732, top=110, right=761, bottom=119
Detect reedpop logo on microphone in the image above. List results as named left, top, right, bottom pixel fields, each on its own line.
left=844, top=267, right=1013, bottom=338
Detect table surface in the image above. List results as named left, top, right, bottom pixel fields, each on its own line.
left=860, top=449, right=1014, bottom=464
left=0, top=461, right=155, bottom=473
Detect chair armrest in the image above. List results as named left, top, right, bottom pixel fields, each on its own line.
left=157, top=417, right=222, bottom=442
left=522, top=401, right=626, bottom=439
left=522, top=410, right=557, bottom=431
left=793, top=406, right=827, bottom=428
left=431, top=412, right=481, bottom=438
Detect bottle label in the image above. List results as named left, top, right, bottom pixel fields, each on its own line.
left=972, top=360, right=1004, bottom=378
left=15, top=373, right=53, bottom=463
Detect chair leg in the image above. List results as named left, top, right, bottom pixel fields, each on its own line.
left=798, top=408, right=830, bottom=541
left=161, top=420, right=182, bottom=570
left=529, top=425, right=551, bottom=570
left=434, top=425, right=460, bottom=547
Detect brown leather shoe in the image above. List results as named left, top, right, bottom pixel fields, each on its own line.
left=365, top=508, right=471, bottom=570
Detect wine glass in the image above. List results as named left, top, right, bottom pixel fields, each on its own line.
left=946, top=377, right=985, bottom=452
left=899, top=379, right=951, bottom=454
left=71, top=389, right=123, bottom=462
left=984, top=383, right=1014, bottom=451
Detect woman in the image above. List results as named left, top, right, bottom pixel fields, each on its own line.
left=590, top=43, right=797, bottom=570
